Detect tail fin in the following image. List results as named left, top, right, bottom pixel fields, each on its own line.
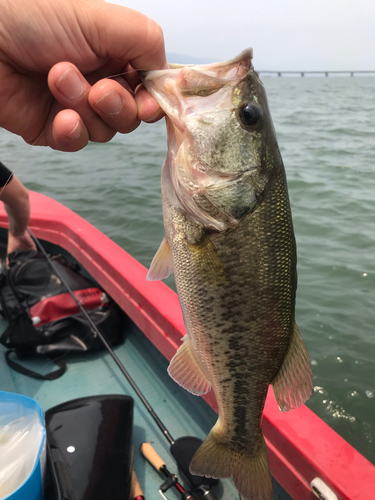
left=189, top=428, right=273, bottom=500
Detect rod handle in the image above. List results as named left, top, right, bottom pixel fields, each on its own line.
left=131, top=470, right=145, bottom=499
left=140, top=442, right=166, bottom=472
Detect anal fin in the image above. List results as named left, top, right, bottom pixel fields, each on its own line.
left=147, top=237, right=174, bottom=281
left=168, top=336, right=211, bottom=395
left=272, top=321, right=313, bottom=411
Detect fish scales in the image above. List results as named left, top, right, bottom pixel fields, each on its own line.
left=170, top=173, right=294, bottom=444
left=141, top=49, right=312, bottom=500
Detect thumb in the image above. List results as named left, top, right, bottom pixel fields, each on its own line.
left=89, top=2, right=168, bottom=71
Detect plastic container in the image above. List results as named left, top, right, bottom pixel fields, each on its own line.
left=0, top=391, right=46, bottom=500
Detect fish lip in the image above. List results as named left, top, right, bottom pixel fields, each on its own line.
left=138, top=48, right=254, bottom=81
left=169, top=48, right=253, bottom=70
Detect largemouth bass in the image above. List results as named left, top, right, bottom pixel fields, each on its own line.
left=141, top=49, right=313, bottom=500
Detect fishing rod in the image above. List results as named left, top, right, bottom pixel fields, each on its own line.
left=131, top=470, right=145, bottom=500
left=141, top=442, right=196, bottom=500
left=141, top=443, right=217, bottom=500
left=28, top=228, right=218, bottom=497
left=28, top=228, right=174, bottom=443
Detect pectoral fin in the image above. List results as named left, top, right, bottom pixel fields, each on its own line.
left=271, top=322, right=313, bottom=411
left=168, top=335, right=211, bottom=395
left=147, top=237, right=174, bottom=281
left=188, top=236, right=226, bottom=286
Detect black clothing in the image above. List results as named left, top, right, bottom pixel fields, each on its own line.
left=0, top=162, right=13, bottom=188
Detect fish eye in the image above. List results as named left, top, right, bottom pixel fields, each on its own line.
left=239, top=103, right=262, bottom=126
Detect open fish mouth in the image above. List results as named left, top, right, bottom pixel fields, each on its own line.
left=139, top=48, right=253, bottom=79
left=139, top=49, right=254, bottom=107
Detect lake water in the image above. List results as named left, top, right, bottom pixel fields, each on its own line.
left=0, top=75, right=374, bottom=465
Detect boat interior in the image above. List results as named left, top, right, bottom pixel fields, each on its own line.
left=0, top=232, right=292, bottom=500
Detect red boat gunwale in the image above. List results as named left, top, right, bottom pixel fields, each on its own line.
left=0, top=191, right=374, bottom=500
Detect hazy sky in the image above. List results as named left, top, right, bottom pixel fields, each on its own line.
left=112, top=0, right=374, bottom=71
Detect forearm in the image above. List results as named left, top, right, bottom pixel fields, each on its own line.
left=1, top=176, right=31, bottom=235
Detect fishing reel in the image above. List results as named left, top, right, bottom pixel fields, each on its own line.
left=159, top=476, right=217, bottom=500
left=169, top=436, right=218, bottom=491
left=141, top=443, right=218, bottom=500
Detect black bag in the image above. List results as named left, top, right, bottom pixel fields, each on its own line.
left=0, top=249, right=126, bottom=380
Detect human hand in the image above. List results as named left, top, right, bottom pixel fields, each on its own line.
left=7, top=231, right=37, bottom=257
left=0, top=0, right=167, bottom=152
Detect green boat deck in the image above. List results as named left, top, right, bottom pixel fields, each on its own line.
left=0, top=239, right=291, bottom=500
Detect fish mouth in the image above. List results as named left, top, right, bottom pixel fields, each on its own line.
left=169, top=48, right=253, bottom=70
left=138, top=48, right=254, bottom=82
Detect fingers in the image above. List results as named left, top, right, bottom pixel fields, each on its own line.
left=48, top=109, right=89, bottom=152
left=135, top=86, right=165, bottom=123
left=47, top=61, right=165, bottom=151
left=46, top=3, right=169, bottom=151
left=48, top=62, right=118, bottom=145
left=7, top=231, right=37, bottom=257
left=48, top=62, right=142, bottom=150
left=88, top=78, right=140, bottom=134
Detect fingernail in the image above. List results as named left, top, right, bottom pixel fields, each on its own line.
left=56, top=67, right=84, bottom=100
left=66, top=120, right=82, bottom=140
left=144, top=108, right=164, bottom=123
left=95, top=90, right=123, bottom=115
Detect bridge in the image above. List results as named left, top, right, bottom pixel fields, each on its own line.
left=257, top=70, right=375, bottom=77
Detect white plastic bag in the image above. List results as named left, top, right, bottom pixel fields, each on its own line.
left=0, top=394, right=45, bottom=499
